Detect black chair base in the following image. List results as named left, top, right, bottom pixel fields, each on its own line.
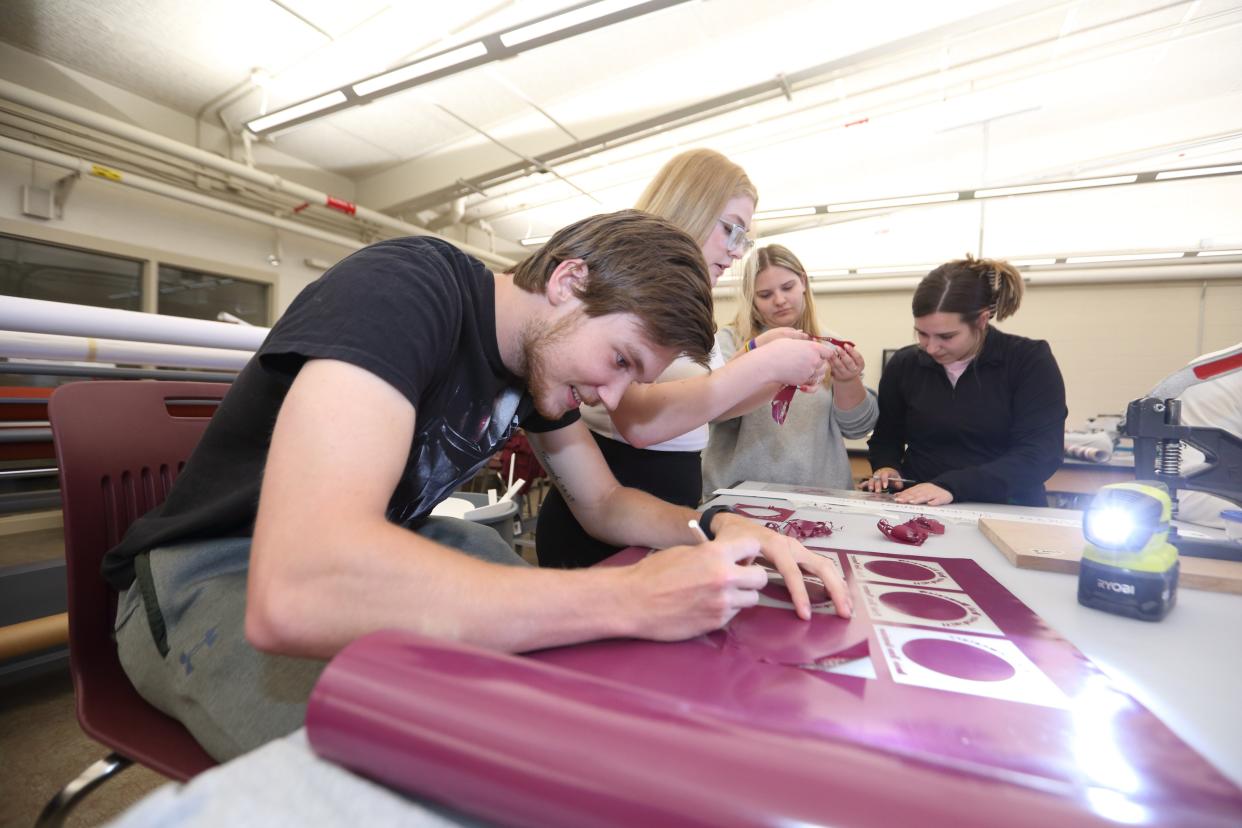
left=36, top=751, right=134, bottom=828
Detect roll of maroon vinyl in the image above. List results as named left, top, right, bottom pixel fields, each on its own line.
left=305, top=629, right=1206, bottom=828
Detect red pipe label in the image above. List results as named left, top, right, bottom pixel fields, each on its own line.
left=325, top=196, right=357, bottom=216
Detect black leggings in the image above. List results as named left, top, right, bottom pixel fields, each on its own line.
left=535, top=432, right=703, bottom=569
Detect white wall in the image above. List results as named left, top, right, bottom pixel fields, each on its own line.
left=715, top=278, right=1242, bottom=431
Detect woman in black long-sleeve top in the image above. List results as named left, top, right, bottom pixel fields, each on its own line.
left=863, top=255, right=1066, bottom=507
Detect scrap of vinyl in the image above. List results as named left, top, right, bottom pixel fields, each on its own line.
left=847, top=554, right=963, bottom=591
left=875, top=625, right=1068, bottom=708
left=729, top=502, right=796, bottom=522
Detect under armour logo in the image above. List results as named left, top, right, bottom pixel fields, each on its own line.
left=179, top=626, right=219, bottom=676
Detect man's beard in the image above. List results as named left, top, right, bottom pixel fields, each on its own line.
left=519, top=311, right=584, bottom=419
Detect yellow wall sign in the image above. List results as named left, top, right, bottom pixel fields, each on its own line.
left=90, top=164, right=123, bottom=182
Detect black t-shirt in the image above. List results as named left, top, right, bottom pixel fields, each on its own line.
left=103, top=236, right=574, bottom=589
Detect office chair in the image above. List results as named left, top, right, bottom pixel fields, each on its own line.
left=38, top=381, right=225, bottom=827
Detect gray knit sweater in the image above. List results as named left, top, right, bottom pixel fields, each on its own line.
left=702, top=327, right=879, bottom=499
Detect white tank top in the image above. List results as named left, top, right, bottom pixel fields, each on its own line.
left=578, top=345, right=724, bottom=452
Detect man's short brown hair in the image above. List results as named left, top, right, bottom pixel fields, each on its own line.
left=511, top=209, right=715, bottom=366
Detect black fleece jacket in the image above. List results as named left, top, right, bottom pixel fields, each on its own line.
left=867, top=326, right=1067, bottom=506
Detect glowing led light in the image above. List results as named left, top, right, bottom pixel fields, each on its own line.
left=1085, top=507, right=1136, bottom=547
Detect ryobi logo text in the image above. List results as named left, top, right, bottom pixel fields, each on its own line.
left=1096, top=579, right=1136, bottom=595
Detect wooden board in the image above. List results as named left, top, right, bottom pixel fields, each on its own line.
left=978, top=517, right=1242, bottom=595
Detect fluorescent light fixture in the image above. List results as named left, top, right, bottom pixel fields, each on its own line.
left=857, top=264, right=938, bottom=274
left=246, top=1, right=684, bottom=135
left=520, top=235, right=552, bottom=246
left=500, top=0, right=650, bottom=48
left=1065, top=252, right=1186, bottom=264
left=827, top=193, right=959, bottom=212
left=1196, top=249, right=1242, bottom=257
left=974, top=175, right=1137, bottom=198
left=352, top=42, right=490, bottom=97
left=754, top=207, right=818, bottom=220
left=246, top=90, right=348, bottom=133
left=1155, top=164, right=1242, bottom=181
left=1009, top=258, right=1058, bottom=266
left=808, top=269, right=851, bottom=278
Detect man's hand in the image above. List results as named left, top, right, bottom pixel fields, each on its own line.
left=711, top=512, right=853, bottom=621
left=624, top=537, right=768, bottom=641
left=895, top=482, right=954, bottom=506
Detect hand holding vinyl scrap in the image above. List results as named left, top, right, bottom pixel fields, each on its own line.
left=757, top=336, right=834, bottom=390
left=770, top=336, right=854, bottom=424
left=825, top=338, right=865, bottom=383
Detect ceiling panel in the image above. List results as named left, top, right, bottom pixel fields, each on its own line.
left=1, top=0, right=1239, bottom=264
left=0, top=0, right=326, bottom=112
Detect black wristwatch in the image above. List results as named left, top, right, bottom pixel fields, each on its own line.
left=697, top=504, right=736, bottom=541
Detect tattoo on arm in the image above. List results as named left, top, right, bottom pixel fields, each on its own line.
left=533, top=445, right=575, bottom=504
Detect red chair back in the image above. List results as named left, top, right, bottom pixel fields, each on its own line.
left=48, top=381, right=224, bottom=779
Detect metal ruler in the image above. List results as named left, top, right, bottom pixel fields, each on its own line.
left=713, top=484, right=1085, bottom=528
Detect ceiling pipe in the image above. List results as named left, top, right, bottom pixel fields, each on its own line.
left=0, top=133, right=374, bottom=259
left=0, top=78, right=514, bottom=269
left=425, top=196, right=467, bottom=231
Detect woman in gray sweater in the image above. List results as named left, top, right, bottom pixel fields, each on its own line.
left=703, top=245, right=878, bottom=498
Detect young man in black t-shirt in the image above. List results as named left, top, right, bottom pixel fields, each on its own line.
left=107, top=210, right=852, bottom=761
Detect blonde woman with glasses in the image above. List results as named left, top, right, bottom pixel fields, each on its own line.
left=536, top=150, right=837, bottom=569
left=703, top=244, right=878, bottom=499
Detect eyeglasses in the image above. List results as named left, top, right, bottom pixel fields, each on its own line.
left=717, top=218, right=755, bottom=254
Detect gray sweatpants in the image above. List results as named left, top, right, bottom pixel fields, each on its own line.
left=115, top=517, right=527, bottom=762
